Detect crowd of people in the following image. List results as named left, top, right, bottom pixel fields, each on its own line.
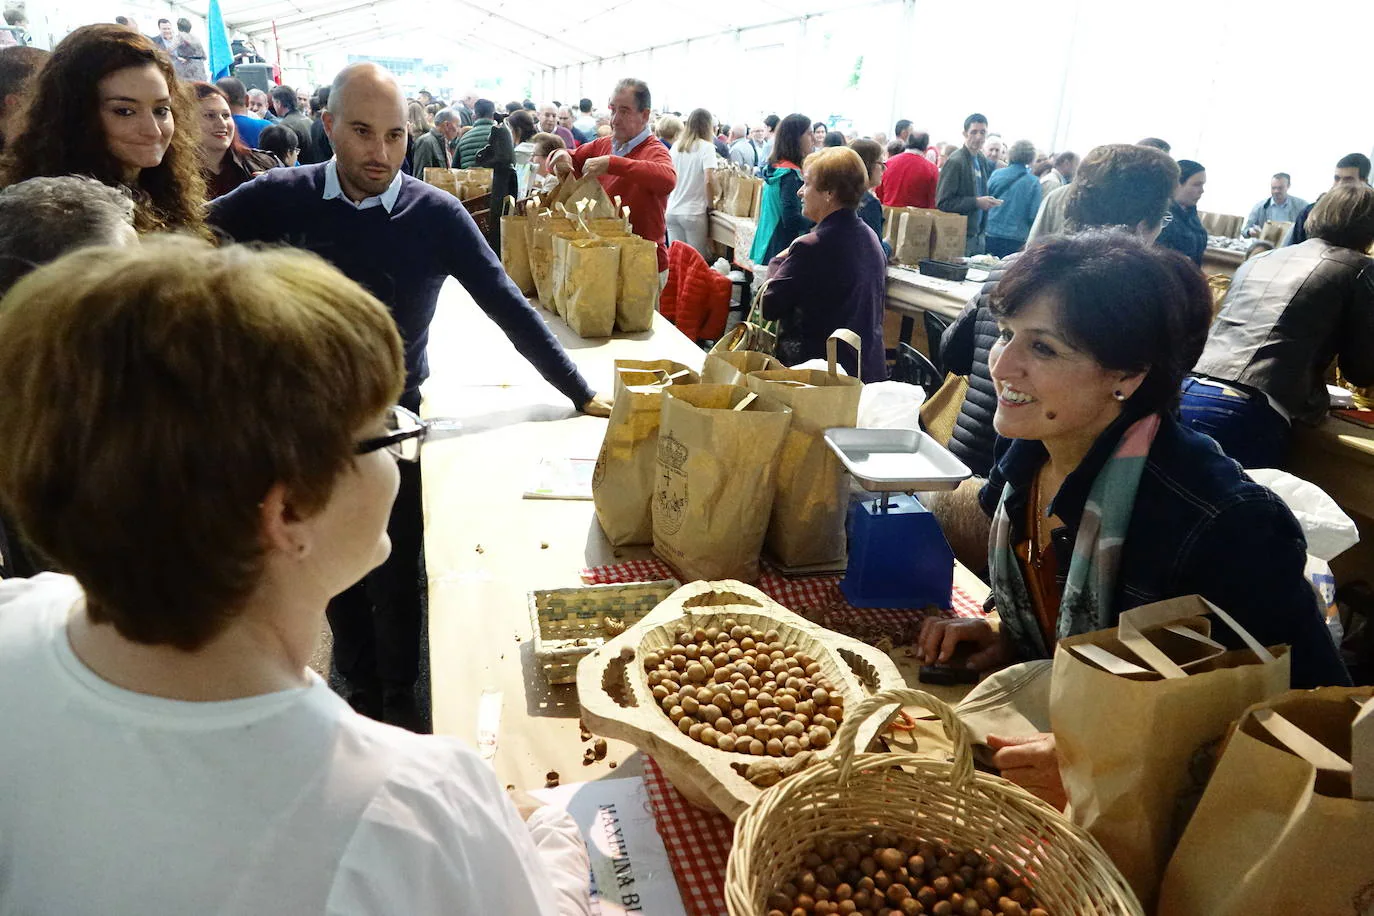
left=0, top=15, right=1370, bottom=914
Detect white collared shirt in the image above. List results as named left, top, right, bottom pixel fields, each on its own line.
left=611, top=126, right=652, bottom=158
left=322, top=159, right=402, bottom=213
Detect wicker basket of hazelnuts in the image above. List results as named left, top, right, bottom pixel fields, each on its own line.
left=725, top=688, right=1143, bottom=916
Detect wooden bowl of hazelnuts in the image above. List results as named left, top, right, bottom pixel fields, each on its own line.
left=577, top=579, right=906, bottom=821
left=725, top=688, right=1144, bottom=916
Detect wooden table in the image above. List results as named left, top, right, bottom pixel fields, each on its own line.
left=1202, top=245, right=1246, bottom=278
left=1291, top=416, right=1374, bottom=520
left=417, top=279, right=990, bottom=790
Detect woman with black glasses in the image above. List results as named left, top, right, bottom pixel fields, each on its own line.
left=0, top=238, right=591, bottom=915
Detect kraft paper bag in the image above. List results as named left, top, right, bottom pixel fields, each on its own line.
left=1158, top=687, right=1374, bottom=916
left=592, top=361, right=700, bottom=546
left=1051, top=596, right=1291, bottom=910
left=453, top=167, right=493, bottom=194
left=562, top=238, right=618, bottom=338
left=528, top=212, right=575, bottom=307
left=652, top=384, right=791, bottom=583
left=1261, top=219, right=1293, bottom=247
left=894, top=209, right=935, bottom=265
left=550, top=174, right=616, bottom=219
left=728, top=175, right=763, bottom=218
left=701, top=323, right=781, bottom=385
left=744, top=330, right=862, bottom=568
left=499, top=197, right=535, bottom=296
left=424, top=167, right=460, bottom=197
left=881, top=205, right=902, bottom=247
left=713, top=168, right=735, bottom=212
left=930, top=211, right=968, bottom=262
left=551, top=228, right=591, bottom=318
left=608, top=234, right=660, bottom=333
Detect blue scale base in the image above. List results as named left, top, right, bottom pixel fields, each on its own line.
left=839, top=493, right=955, bottom=609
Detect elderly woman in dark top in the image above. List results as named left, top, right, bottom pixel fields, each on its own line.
left=760, top=147, right=888, bottom=381
left=1181, top=182, right=1374, bottom=468
left=1156, top=159, right=1208, bottom=265
left=919, top=229, right=1349, bottom=807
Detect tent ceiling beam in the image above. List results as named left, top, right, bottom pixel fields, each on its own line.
left=234, top=0, right=402, bottom=35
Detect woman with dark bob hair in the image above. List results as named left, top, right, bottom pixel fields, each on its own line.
left=760, top=147, right=887, bottom=380
left=0, top=23, right=205, bottom=233
left=919, top=229, right=1349, bottom=807
left=750, top=112, right=815, bottom=265
left=0, top=240, right=590, bottom=913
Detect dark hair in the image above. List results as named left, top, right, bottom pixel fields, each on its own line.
left=0, top=176, right=135, bottom=296
left=991, top=229, right=1211, bottom=414
left=963, top=112, right=987, bottom=132
left=473, top=97, right=495, bottom=119
left=1177, top=159, right=1205, bottom=184
left=578, top=97, right=592, bottom=112
left=1136, top=137, right=1171, bottom=153
left=894, top=118, right=912, bottom=136
left=310, top=85, right=328, bottom=115
left=0, top=24, right=206, bottom=235
left=193, top=81, right=251, bottom=164
left=1307, top=183, right=1374, bottom=251
left=904, top=130, right=930, bottom=152
left=177, top=18, right=192, bottom=32
left=157, top=18, right=170, bottom=26
left=257, top=123, right=299, bottom=161
left=1336, top=152, right=1372, bottom=181
left=764, top=114, right=779, bottom=131
left=0, top=46, right=48, bottom=105
left=886, top=139, right=905, bottom=158
left=823, top=130, right=846, bottom=148
left=849, top=137, right=884, bottom=182
left=1064, top=143, right=1179, bottom=233
left=770, top=113, right=811, bottom=166
left=614, top=77, right=650, bottom=113
left=1272, top=172, right=1290, bottom=183
left=507, top=109, right=536, bottom=145
left=114, top=16, right=130, bottom=25
left=1053, top=150, right=1078, bottom=167
left=504, top=100, right=521, bottom=113
left=215, top=75, right=248, bottom=107
left=269, top=84, right=298, bottom=113
left=522, top=98, right=535, bottom=111
left=811, top=121, right=826, bottom=133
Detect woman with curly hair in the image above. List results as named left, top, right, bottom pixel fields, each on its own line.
left=0, top=23, right=205, bottom=233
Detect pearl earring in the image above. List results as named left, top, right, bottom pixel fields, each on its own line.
left=1113, top=390, right=1126, bottom=402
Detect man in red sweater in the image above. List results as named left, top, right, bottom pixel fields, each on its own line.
left=551, top=78, right=676, bottom=273
left=876, top=130, right=939, bottom=210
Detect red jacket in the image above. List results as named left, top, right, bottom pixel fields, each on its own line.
left=571, top=135, right=676, bottom=272
left=876, top=150, right=939, bottom=209
left=661, top=241, right=731, bottom=343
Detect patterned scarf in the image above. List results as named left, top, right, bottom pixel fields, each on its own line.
left=988, top=414, right=1161, bottom=660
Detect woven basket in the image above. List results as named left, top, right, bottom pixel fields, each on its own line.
left=726, top=687, right=1143, bottom=916
left=529, top=580, right=679, bottom=685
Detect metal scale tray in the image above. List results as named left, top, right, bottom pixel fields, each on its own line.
left=823, top=427, right=972, bottom=492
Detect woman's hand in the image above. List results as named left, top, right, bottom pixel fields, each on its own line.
left=916, top=616, right=1009, bottom=671
left=580, top=392, right=613, bottom=417
left=987, top=732, right=1066, bottom=810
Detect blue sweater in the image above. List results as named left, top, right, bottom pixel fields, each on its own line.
left=985, top=164, right=1042, bottom=243
left=207, top=164, right=593, bottom=405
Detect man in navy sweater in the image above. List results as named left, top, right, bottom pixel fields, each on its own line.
left=209, top=62, right=609, bottom=730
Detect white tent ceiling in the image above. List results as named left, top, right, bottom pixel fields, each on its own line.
left=193, top=0, right=880, bottom=66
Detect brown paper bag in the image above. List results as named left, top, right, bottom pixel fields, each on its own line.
left=745, top=330, right=862, bottom=567
left=562, top=238, right=618, bottom=338
left=1157, top=687, right=1374, bottom=916
left=727, top=175, right=763, bottom=218
left=893, top=209, right=935, bottom=265
left=930, top=211, right=968, bottom=261
left=701, top=323, right=781, bottom=385
left=1260, top=219, right=1293, bottom=247
left=499, top=197, right=535, bottom=296
left=528, top=212, right=575, bottom=307
left=1051, top=597, right=1291, bottom=910
left=550, top=228, right=591, bottom=318
left=713, top=168, right=736, bottom=212
left=652, top=384, right=792, bottom=582
left=549, top=173, right=616, bottom=219
left=454, top=167, right=493, bottom=194
left=881, top=205, right=900, bottom=246
left=607, top=234, right=660, bottom=333
left=424, top=167, right=460, bottom=197
left=750, top=177, right=764, bottom=219
left=592, top=361, right=700, bottom=546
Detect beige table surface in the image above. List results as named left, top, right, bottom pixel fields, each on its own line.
left=418, top=278, right=990, bottom=791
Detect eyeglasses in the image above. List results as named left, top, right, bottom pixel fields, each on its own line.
left=1160, top=213, right=1174, bottom=226
left=355, top=405, right=461, bottom=463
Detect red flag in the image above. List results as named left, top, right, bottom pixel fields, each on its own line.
left=271, top=20, right=282, bottom=84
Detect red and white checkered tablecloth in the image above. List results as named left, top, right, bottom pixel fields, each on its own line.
left=581, top=558, right=985, bottom=645
left=641, top=756, right=734, bottom=916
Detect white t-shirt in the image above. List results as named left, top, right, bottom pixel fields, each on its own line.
left=0, top=574, right=588, bottom=916
left=666, top=139, right=719, bottom=217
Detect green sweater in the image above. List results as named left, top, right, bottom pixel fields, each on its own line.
left=456, top=118, right=494, bottom=169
